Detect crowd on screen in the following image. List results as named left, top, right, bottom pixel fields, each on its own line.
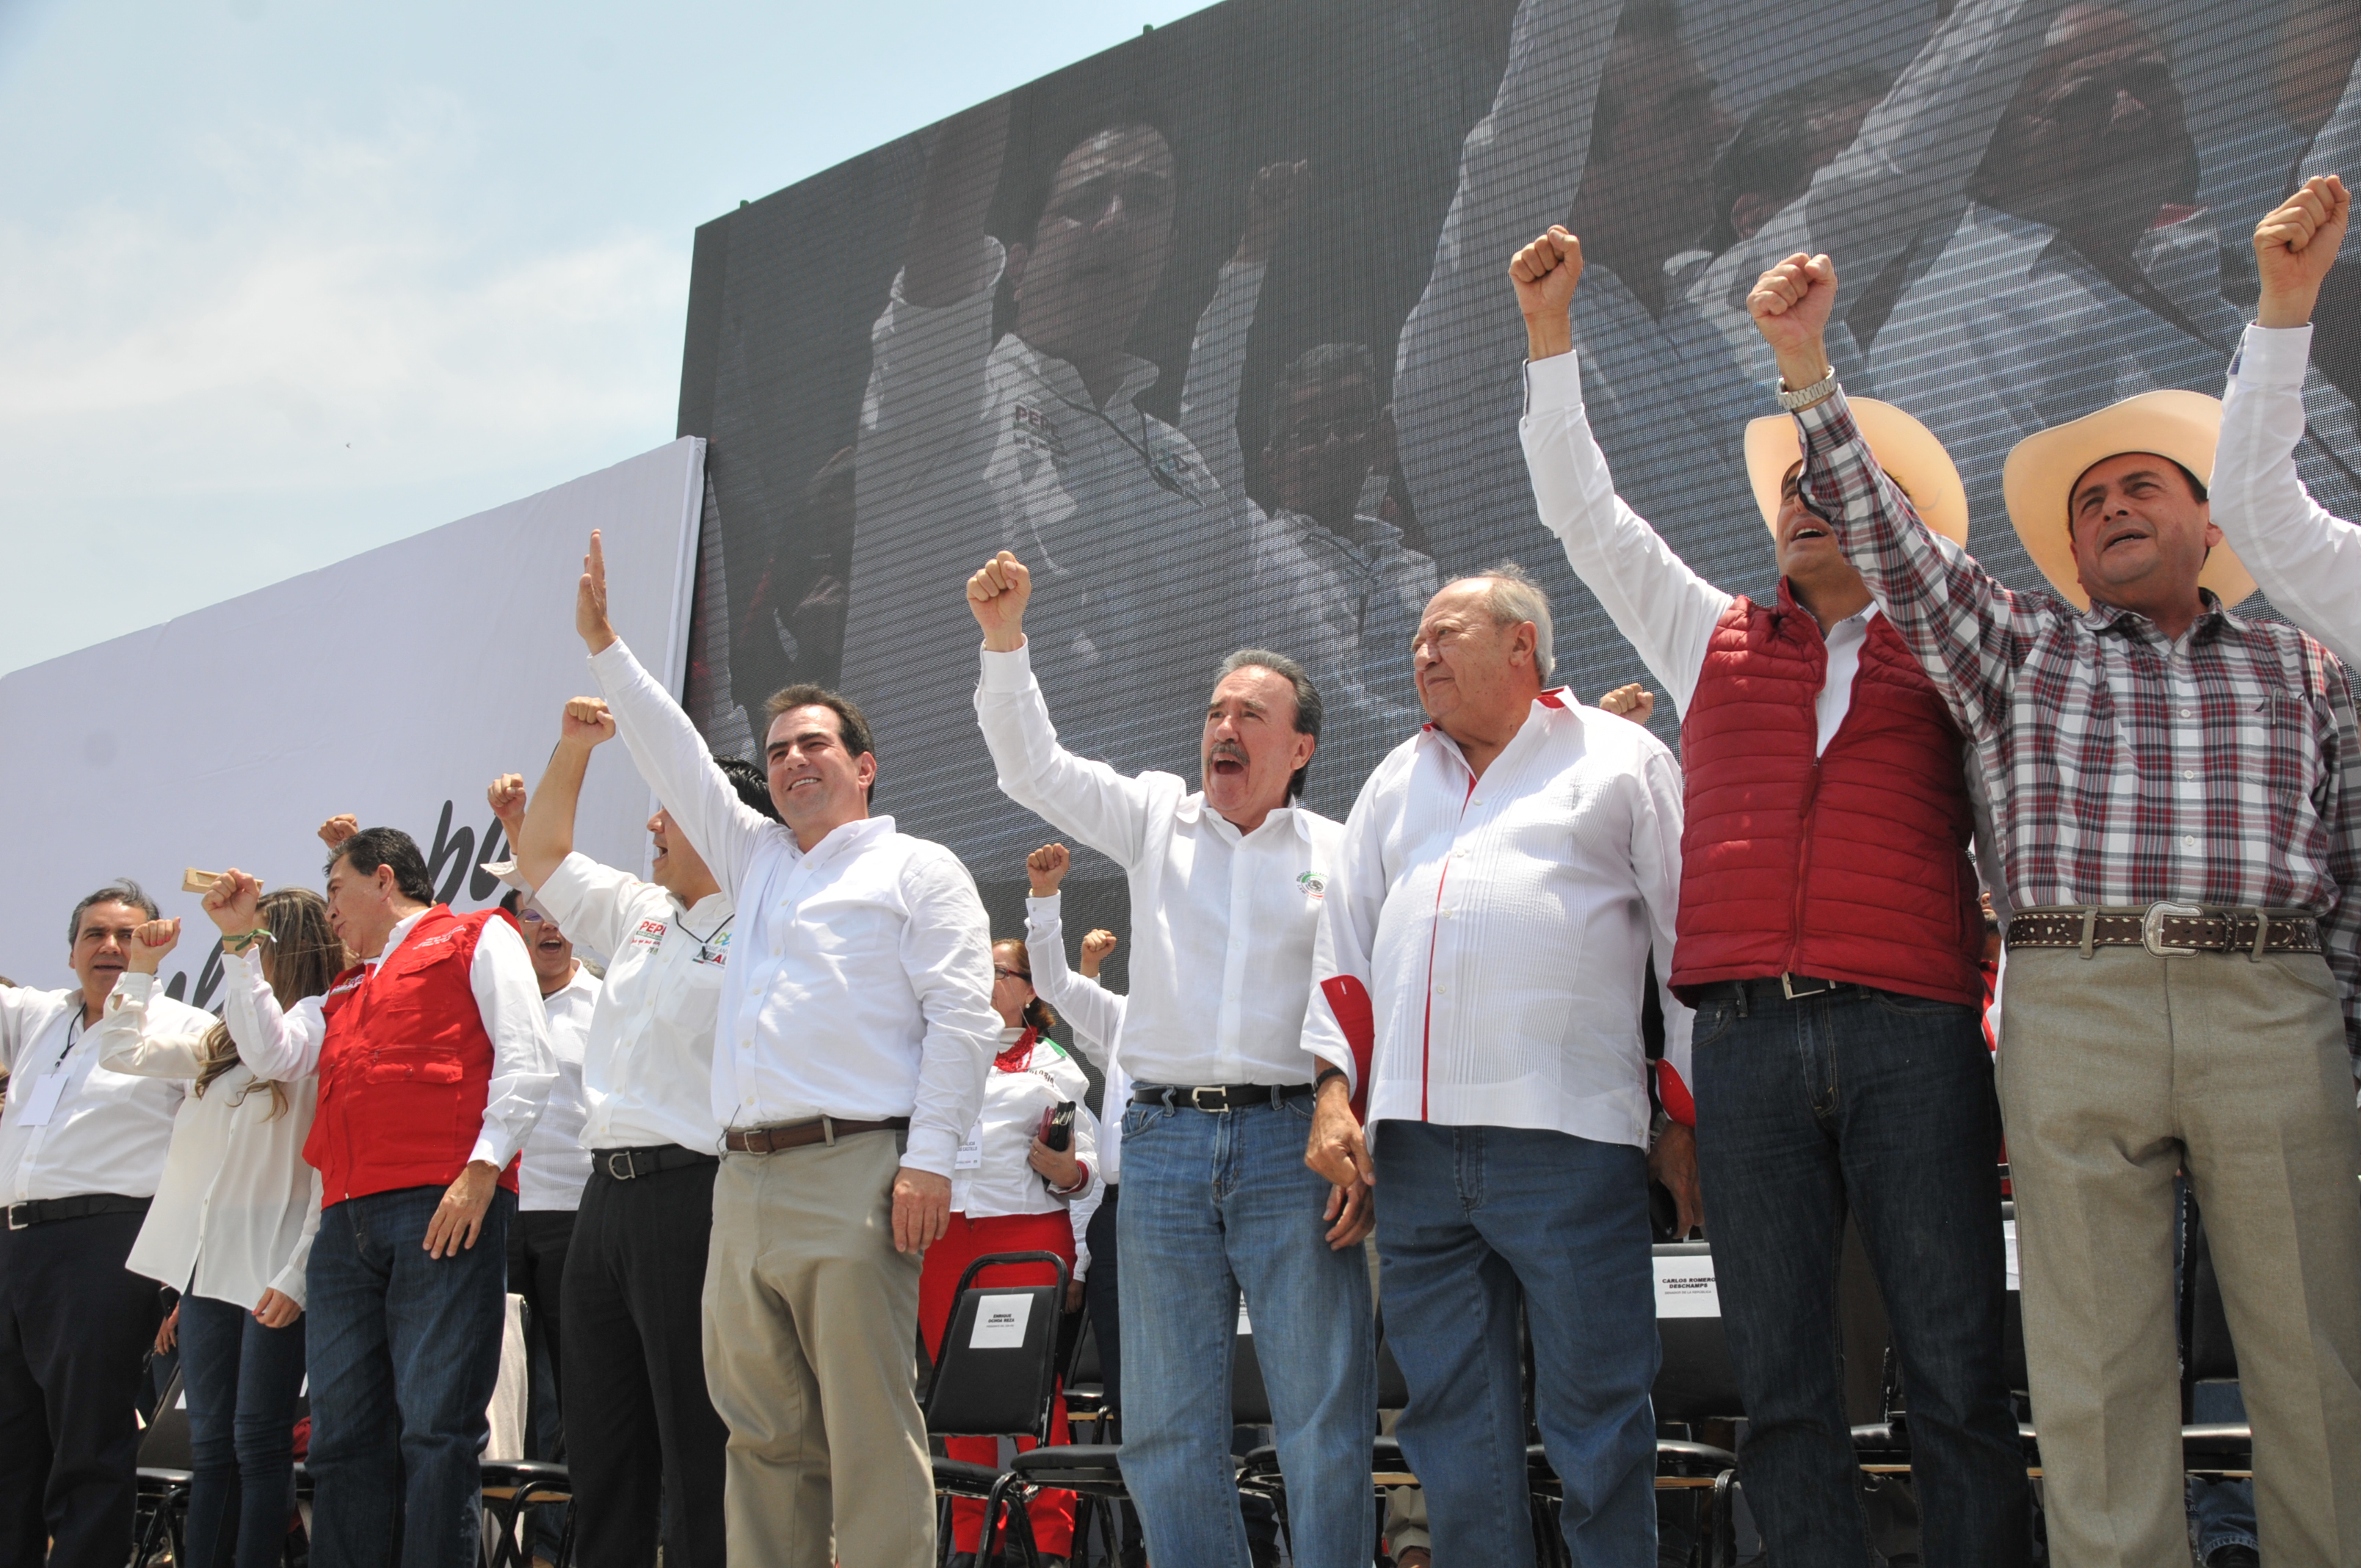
left=11, top=87, right=2361, bottom=1568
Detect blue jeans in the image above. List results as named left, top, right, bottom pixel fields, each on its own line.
left=1117, top=1093, right=1374, bottom=1568
left=1689, top=984, right=2028, bottom=1568
left=1374, top=1121, right=1659, bottom=1567
left=305, top=1184, right=513, bottom=1568
left=177, top=1293, right=307, bottom=1568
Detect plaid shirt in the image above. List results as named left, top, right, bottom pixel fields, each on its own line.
left=1796, top=390, right=2361, bottom=1067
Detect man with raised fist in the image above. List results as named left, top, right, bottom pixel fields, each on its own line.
left=208, top=821, right=555, bottom=1568
left=577, top=531, right=999, bottom=1568
left=1510, top=222, right=2028, bottom=1565
left=1755, top=242, right=2361, bottom=1567
left=2213, top=173, right=2361, bottom=668
left=968, top=551, right=1374, bottom=1568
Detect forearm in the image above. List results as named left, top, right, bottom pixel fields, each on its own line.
left=269, top=1172, right=324, bottom=1307
left=590, top=637, right=756, bottom=899
left=1178, top=260, right=1267, bottom=502
left=904, top=862, right=999, bottom=1177
left=222, top=952, right=321, bottom=1080
left=516, top=741, right=595, bottom=888
left=974, top=642, right=1153, bottom=864
left=2216, top=325, right=2361, bottom=668
left=95, top=976, right=212, bottom=1078
left=468, top=924, right=556, bottom=1169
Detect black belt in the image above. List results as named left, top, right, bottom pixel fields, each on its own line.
left=1132, top=1082, right=1316, bottom=1113
left=5, top=1194, right=150, bottom=1231
left=1691, top=975, right=1856, bottom=1006
left=590, top=1144, right=719, bottom=1182
left=2006, top=904, right=2323, bottom=958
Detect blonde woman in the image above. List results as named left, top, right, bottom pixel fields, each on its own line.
left=100, top=893, right=336, bottom=1568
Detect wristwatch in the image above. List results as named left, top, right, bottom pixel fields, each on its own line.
left=1774, top=367, right=1838, bottom=411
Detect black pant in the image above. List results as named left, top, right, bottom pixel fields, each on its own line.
left=0, top=1205, right=163, bottom=1568
left=506, top=1208, right=576, bottom=1391
left=560, top=1155, right=729, bottom=1568
left=1085, top=1182, right=1123, bottom=1424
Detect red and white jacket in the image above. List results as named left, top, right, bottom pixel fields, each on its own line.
left=1304, top=692, right=1692, bottom=1144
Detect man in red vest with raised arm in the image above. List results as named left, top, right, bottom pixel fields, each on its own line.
left=205, top=823, right=555, bottom=1568
left=1509, top=223, right=2029, bottom=1566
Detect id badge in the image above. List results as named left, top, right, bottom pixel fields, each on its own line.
left=18, top=1073, right=68, bottom=1128
left=954, top=1132, right=984, bottom=1171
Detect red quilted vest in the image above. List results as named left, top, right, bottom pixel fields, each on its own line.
left=307, top=906, right=521, bottom=1205
left=1672, top=586, right=1983, bottom=1006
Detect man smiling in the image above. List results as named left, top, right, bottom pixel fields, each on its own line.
left=968, top=549, right=1375, bottom=1568
left=1755, top=247, right=2361, bottom=1566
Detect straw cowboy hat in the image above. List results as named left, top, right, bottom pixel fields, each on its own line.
left=1999, top=390, right=2255, bottom=612
left=1744, top=399, right=1970, bottom=549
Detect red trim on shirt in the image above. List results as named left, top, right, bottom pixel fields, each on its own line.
left=1318, top=977, right=1375, bottom=1121
left=1655, top=1060, right=1696, bottom=1128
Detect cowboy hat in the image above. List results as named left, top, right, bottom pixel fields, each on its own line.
left=1744, top=399, right=1970, bottom=549
left=1999, top=390, right=2255, bottom=612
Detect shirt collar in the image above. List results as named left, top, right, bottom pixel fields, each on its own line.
left=786, top=813, right=896, bottom=868
left=2082, top=589, right=2230, bottom=646
left=371, top=907, right=435, bottom=968
left=1175, top=794, right=1313, bottom=843
left=995, top=333, right=1162, bottom=414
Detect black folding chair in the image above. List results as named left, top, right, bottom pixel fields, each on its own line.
left=1636, top=1241, right=1741, bottom=1568
left=479, top=1459, right=576, bottom=1568
left=131, top=1366, right=194, bottom=1568
left=924, top=1249, right=1073, bottom=1566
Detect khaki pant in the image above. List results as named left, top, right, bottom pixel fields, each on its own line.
left=1999, top=943, right=2361, bottom=1568
left=702, top=1128, right=930, bottom=1568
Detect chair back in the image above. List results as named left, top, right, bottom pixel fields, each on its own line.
left=2000, top=1200, right=2029, bottom=1393
left=1651, top=1241, right=1744, bottom=1423
left=1375, top=1310, right=1411, bottom=1412
left=1231, top=1299, right=1272, bottom=1426
left=2180, top=1199, right=2238, bottom=1395
left=923, top=1251, right=1070, bottom=1443
left=138, top=1368, right=193, bottom=1470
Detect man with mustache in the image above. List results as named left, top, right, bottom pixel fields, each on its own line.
left=1758, top=246, right=2361, bottom=1567
left=1505, top=222, right=2028, bottom=1564
left=967, top=550, right=1375, bottom=1568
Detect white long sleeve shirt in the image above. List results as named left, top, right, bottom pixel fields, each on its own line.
left=221, top=907, right=556, bottom=1177
left=0, top=984, right=193, bottom=1203
left=976, top=640, right=1351, bottom=1091
left=2214, top=322, right=2361, bottom=671
left=1303, top=694, right=1691, bottom=1148
left=518, top=965, right=600, bottom=1211
left=1023, top=893, right=1131, bottom=1183
left=592, top=636, right=998, bottom=1177
left=526, top=852, right=735, bottom=1153
left=954, top=1026, right=1102, bottom=1277
left=97, top=974, right=322, bottom=1309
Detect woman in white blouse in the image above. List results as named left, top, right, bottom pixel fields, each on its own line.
left=101, top=893, right=336, bottom=1568
left=919, top=936, right=1102, bottom=1568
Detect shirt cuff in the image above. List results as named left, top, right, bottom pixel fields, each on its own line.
left=107, top=973, right=156, bottom=1009
left=1792, top=383, right=1859, bottom=448
left=1522, top=349, right=1584, bottom=414
left=588, top=637, right=637, bottom=683
left=1024, top=893, right=1059, bottom=928
left=902, top=1125, right=959, bottom=1179
left=2235, top=322, right=2313, bottom=388
left=467, top=1133, right=512, bottom=1171
left=978, top=640, right=1036, bottom=693
left=266, top=1263, right=308, bottom=1308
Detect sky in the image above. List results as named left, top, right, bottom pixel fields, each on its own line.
left=0, top=0, right=1212, bottom=676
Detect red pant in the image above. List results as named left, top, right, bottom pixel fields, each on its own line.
left=918, top=1211, right=1078, bottom=1556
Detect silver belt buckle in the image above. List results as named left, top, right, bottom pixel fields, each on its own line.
left=5, top=1205, right=28, bottom=1231
left=1780, top=973, right=1834, bottom=1000
left=603, top=1151, right=637, bottom=1182
left=1188, top=1086, right=1226, bottom=1112
left=2141, top=901, right=2205, bottom=957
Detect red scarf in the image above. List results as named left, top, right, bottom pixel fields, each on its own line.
left=992, top=1026, right=1038, bottom=1074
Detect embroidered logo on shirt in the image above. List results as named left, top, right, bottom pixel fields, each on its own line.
left=1297, top=871, right=1328, bottom=900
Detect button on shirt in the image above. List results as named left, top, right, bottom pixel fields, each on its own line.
left=1304, top=695, right=1690, bottom=1148
left=221, top=907, right=556, bottom=1172
left=976, top=640, right=1351, bottom=1090
left=1802, top=387, right=2361, bottom=1067
left=0, top=985, right=194, bottom=1203
left=518, top=964, right=600, bottom=1211
left=526, top=852, right=736, bottom=1153
left=592, top=636, right=999, bottom=1177
left=1023, top=893, right=1131, bottom=1183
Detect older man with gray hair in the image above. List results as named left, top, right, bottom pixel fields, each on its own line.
left=1305, top=562, right=1689, bottom=1565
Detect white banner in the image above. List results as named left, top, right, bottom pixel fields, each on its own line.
left=0, top=438, right=707, bottom=1007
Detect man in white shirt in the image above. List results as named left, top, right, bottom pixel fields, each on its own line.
left=207, top=825, right=554, bottom=1568
left=0, top=880, right=206, bottom=1568
left=967, top=550, right=1377, bottom=1568
left=1301, top=564, right=1689, bottom=1564
left=2214, top=174, right=2361, bottom=671
left=488, top=703, right=775, bottom=1568
left=576, top=531, right=998, bottom=1568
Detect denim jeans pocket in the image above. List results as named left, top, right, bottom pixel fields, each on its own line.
left=1120, top=1103, right=1167, bottom=1141
left=1282, top=1092, right=1316, bottom=1123
left=1690, top=998, right=1738, bottom=1049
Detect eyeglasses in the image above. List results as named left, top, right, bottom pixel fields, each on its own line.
left=993, top=965, right=1032, bottom=982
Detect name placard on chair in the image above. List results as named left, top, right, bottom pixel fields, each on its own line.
left=969, top=1294, right=1034, bottom=1349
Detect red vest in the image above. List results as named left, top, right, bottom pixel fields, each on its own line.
left=307, top=906, right=521, bottom=1205
left=1672, top=587, right=1984, bottom=1006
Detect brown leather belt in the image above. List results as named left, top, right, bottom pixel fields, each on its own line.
left=2004, top=904, right=2322, bottom=958
left=722, top=1116, right=909, bottom=1155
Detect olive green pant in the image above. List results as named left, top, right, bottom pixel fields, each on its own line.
left=1998, top=943, right=2361, bottom=1568
left=702, top=1129, right=930, bottom=1568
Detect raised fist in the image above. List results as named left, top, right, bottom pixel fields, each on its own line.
left=2256, top=174, right=2351, bottom=328
left=1598, top=683, right=1655, bottom=725
left=127, top=918, right=181, bottom=975
left=202, top=870, right=263, bottom=936
left=966, top=551, right=1032, bottom=652
left=1080, top=928, right=1119, bottom=969
left=1510, top=225, right=1584, bottom=320
left=1748, top=253, right=1839, bottom=374
left=1236, top=160, right=1310, bottom=266
left=317, top=815, right=359, bottom=849
left=487, top=774, right=527, bottom=834
left=562, top=696, right=617, bottom=748
left=1026, top=842, right=1071, bottom=896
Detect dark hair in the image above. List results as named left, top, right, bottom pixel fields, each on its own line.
left=68, top=879, right=159, bottom=946
left=764, top=684, right=880, bottom=805
left=498, top=888, right=523, bottom=917
left=197, top=887, right=337, bottom=1119
left=1705, top=65, right=1893, bottom=253
left=1590, top=0, right=1686, bottom=162
left=2064, top=454, right=2208, bottom=534
left=327, top=827, right=436, bottom=905
left=993, top=937, right=1058, bottom=1035
left=717, top=755, right=783, bottom=821
left=1265, top=342, right=1379, bottom=448
left=1216, top=647, right=1324, bottom=800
